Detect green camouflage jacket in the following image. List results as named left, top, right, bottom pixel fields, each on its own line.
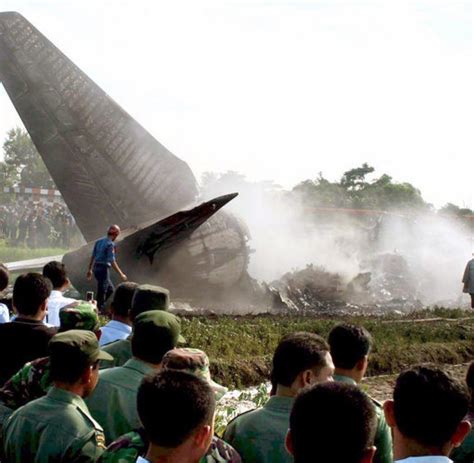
left=0, top=356, right=51, bottom=411
left=98, top=429, right=241, bottom=463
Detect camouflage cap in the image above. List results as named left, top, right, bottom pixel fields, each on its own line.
left=59, top=301, right=99, bottom=332
left=133, top=310, right=185, bottom=346
left=131, top=284, right=170, bottom=319
left=162, top=348, right=228, bottom=400
left=49, top=330, right=113, bottom=363
left=58, top=301, right=99, bottom=332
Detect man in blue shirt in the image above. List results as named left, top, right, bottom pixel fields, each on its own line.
left=86, top=225, right=127, bottom=312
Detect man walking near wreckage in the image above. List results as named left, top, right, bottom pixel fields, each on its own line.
left=463, top=254, right=474, bottom=309
left=87, top=225, right=127, bottom=312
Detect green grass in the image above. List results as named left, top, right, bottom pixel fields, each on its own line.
left=0, top=239, right=68, bottom=263
left=176, top=310, right=474, bottom=387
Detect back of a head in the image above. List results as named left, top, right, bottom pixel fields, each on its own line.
left=42, top=261, right=68, bottom=289
left=49, top=330, right=108, bottom=384
left=111, top=282, right=138, bottom=317
left=13, top=273, right=52, bottom=317
left=131, top=310, right=183, bottom=364
left=0, top=263, right=9, bottom=292
left=137, top=370, right=216, bottom=448
left=328, top=324, right=372, bottom=369
left=272, top=332, right=330, bottom=387
left=394, top=366, right=469, bottom=448
left=130, top=284, right=170, bottom=320
left=290, top=382, right=376, bottom=463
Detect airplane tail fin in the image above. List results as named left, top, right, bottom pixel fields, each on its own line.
left=0, top=12, right=198, bottom=241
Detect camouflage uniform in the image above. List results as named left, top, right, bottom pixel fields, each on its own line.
left=98, top=430, right=241, bottom=463
left=161, top=348, right=228, bottom=400
left=0, top=303, right=99, bottom=426
left=2, top=331, right=113, bottom=463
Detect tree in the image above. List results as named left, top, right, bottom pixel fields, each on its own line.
left=1, top=127, right=55, bottom=188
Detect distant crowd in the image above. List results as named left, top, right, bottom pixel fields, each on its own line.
left=0, top=203, right=79, bottom=248
left=0, top=261, right=473, bottom=463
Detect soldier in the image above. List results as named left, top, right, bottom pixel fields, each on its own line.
left=98, top=348, right=240, bottom=463
left=328, top=323, right=392, bottom=463
left=86, top=224, right=127, bottom=312
left=105, top=370, right=215, bottom=463
left=223, top=332, right=334, bottom=463
left=100, top=284, right=170, bottom=368
left=384, top=366, right=470, bottom=463
left=286, top=382, right=377, bottom=463
left=87, top=310, right=185, bottom=443
left=2, top=330, right=113, bottom=462
left=0, top=302, right=100, bottom=419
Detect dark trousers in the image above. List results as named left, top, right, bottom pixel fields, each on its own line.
left=94, top=264, right=114, bottom=312
left=471, top=294, right=474, bottom=309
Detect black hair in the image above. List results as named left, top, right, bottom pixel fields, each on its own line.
left=50, top=349, right=98, bottom=384
left=42, top=261, right=68, bottom=289
left=137, top=370, right=216, bottom=448
left=111, top=282, right=138, bottom=317
left=289, top=382, right=377, bottom=463
left=328, top=324, right=372, bottom=370
left=13, top=273, right=52, bottom=316
left=394, top=366, right=469, bottom=447
left=0, top=263, right=9, bottom=292
left=272, top=332, right=330, bottom=387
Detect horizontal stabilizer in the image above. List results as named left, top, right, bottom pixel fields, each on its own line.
left=134, top=193, right=238, bottom=263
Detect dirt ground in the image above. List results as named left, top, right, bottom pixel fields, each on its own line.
left=363, top=363, right=470, bottom=402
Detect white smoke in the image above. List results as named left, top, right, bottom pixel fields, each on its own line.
left=201, top=172, right=472, bottom=307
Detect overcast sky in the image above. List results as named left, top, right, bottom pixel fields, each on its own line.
left=0, top=0, right=472, bottom=208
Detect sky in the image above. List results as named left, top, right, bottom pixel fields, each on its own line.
left=0, top=0, right=472, bottom=208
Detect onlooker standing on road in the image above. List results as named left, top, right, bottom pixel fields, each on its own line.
left=42, top=261, right=76, bottom=326
left=0, top=263, right=10, bottom=324
left=99, top=282, right=137, bottom=346
left=463, top=254, right=474, bottom=309
left=384, top=366, right=471, bottom=463
left=0, top=273, right=56, bottom=386
left=86, top=225, right=127, bottom=312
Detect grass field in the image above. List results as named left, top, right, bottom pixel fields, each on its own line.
left=0, top=239, right=68, bottom=263
left=179, top=308, right=474, bottom=387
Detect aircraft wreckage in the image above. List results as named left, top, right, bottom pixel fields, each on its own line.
left=0, top=12, right=250, bottom=300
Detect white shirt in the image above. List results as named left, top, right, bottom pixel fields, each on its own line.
left=47, top=290, right=76, bottom=326
left=99, top=320, right=132, bottom=346
left=396, top=457, right=453, bottom=463
left=136, top=457, right=149, bottom=463
left=0, top=303, right=9, bottom=323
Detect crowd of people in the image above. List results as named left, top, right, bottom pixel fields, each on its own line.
left=0, top=203, right=79, bottom=248
left=0, top=261, right=473, bottom=463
